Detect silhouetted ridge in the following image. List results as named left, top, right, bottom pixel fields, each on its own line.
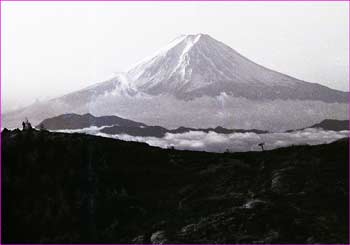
left=310, top=119, right=349, bottom=131
left=2, top=129, right=348, bottom=243
left=37, top=113, right=146, bottom=130
left=286, top=119, right=349, bottom=132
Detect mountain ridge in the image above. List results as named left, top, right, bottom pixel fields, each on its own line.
left=286, top=119, right=350, bottom=132
left=36, top=113, right=268, bottom=137
left=35, top=113, right=348, bottom=142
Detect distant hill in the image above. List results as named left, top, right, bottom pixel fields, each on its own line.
left=286, top=119, right=349, bottom=132
left=36, top=113, right=146, bottom=130
left=2, top=129, right=348, bottom=243
left=100, top=125, right=268, bottom=137
left=37, top=113, right=268, bottom=137
left=310, top=119, right=349, bottom=131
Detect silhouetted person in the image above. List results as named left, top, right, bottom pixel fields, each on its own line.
left=258, top=142, right=265, bottom=151
left=22, top=118, right=32, bottom=130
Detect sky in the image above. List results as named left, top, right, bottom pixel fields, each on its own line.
left=2, top=1, right=349, bottom=112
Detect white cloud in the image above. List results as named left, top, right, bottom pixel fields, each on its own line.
left=56, top=127, right=349, bottom=153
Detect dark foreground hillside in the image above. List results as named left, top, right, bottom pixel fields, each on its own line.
left=2, top=129, right=349, bottom=244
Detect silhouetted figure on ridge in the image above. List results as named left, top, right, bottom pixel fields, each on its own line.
left=258, top=142, right=265, bottom=151
left=22, top=118, right=32, bottom=130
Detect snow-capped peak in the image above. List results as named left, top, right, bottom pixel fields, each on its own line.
left=126, top=33, right=237, bottom=93
left=140, top=33, right=207, bottom=60
left=127, top=34, right=205, bottom=79
left=157, top=34, right=203, bottom=56
left=117, top=34, right=345, bottom=101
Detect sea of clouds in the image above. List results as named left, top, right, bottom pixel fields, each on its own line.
left=55, top=127, right=349, bottom=153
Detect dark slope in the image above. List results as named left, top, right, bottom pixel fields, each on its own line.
left=286, top=119, right=350, bottom=132
left=100, top=125, right=268, bottom=137
left=37, top=113, right=146, bottom=130
left=169, top=126, right=267, bottom=134
left=2, top=129, right=348, bottom=243
left=310, top=119, right=349, bottom=131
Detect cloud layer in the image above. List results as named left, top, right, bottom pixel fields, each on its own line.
left=57, top=127, right=349, bottom=153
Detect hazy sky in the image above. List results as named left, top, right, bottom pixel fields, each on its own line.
left=2, top=1, right=349, bottom=111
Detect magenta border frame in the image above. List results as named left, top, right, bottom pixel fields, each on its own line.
left=0, top=0, right=349, bottom=1
left=0, top=0, right=349, bottom=244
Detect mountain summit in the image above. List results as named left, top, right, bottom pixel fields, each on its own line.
left=124, top=33, right=347, bottom=101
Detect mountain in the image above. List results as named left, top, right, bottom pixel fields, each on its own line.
left=3, top=34, right=348, bottom=131
left=126, top=34, right=348, bottom=102
left=286, top=119, right=349, bottom=132
left=37, top=113, right=268, bottom=138
left=310, top=119, right=349, bottom=131
left=50, top=33, right=348, bottom=102
left=2, top=129, right=348, bottom=243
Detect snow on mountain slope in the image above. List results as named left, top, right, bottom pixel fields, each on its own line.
left=12, top=33, right=348, bottom=105
left=125, top=34, right=348, bottom=102
left=59, top=73, right=137, bottom=105
left=128, top=34, right=288, bottom=90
